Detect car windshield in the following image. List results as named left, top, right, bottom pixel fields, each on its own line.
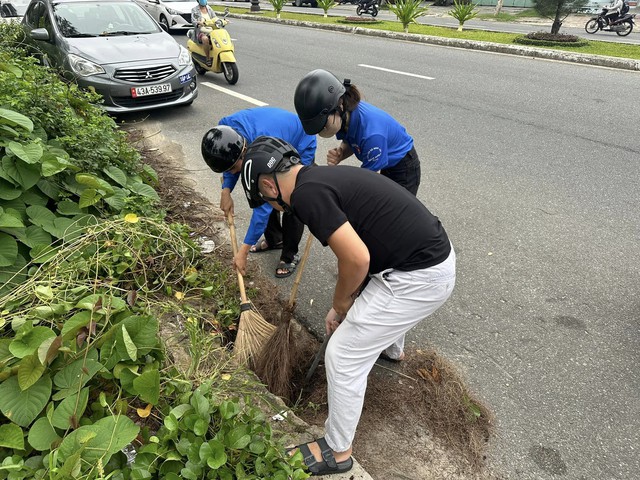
left=52, top=1, right=160, bottom=37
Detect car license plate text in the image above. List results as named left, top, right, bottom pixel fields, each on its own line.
left=131, top=84, right=171, bottom=98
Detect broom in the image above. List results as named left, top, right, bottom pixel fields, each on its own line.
left=227, top=212, right=276, bottom=366
left=253, top=234, right=314, bottom=399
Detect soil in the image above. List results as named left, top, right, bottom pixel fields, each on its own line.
left=129, top=127, right=504, bottom=480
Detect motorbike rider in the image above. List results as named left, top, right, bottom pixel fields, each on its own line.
left=603, top=0, right=624, bottom=25
left=358, top=0, right=377, bottom=11
left=191, top=0, right=217, bottom=66
left=294, top=69, right=421, bottom=196
left=201, top=107, right=317, bottom=278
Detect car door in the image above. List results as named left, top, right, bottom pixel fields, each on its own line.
left=23, top=1, right=64, bottom=68
left=138, top=0, right=160, bottom=22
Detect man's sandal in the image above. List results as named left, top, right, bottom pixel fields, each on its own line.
left=292, top=437, right=353, bottom=476
left=275, top=254, right=299, bottom=279
left=250, top=239, right=283, bottom=253
left=378, top=351, right=405, bottom=363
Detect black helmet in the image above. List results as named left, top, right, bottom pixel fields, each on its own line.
left=294, top=69, right=346, bottom=135
left=241, top=136, right=300, bottom=209
left=201, top=126, right=246, bottom=173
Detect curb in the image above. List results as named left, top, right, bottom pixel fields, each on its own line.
left=228, top=12, right=640, bottom=71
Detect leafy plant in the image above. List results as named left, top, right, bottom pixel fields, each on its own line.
left=132, top=382, right=310, bottom=480
left=448, top=0, right=478, bottom=32
left=268, top=0, right=287, bottom=18
left=317, top=0, right=336, bottom=18
left=387, top=0, right=429, bottom=33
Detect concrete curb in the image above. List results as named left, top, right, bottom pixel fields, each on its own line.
left=229, top=13, right=640, bottom=71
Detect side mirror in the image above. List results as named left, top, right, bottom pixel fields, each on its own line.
left=158, top=21, right=168, bottom=32
left=30, top=28, right=50, bottom=41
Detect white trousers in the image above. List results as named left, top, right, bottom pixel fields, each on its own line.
left=324, top=247, right=456, bottom=452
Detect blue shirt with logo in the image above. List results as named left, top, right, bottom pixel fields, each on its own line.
left=219, top=107, right=316, bottom=246
left=336, top=101, right=413, bottom=172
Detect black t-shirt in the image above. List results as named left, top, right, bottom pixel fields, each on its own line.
left=291, top=165, right=451, bottom=274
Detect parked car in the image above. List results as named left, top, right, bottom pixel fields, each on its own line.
left=291, top=0, right=318, bottom=6
left=0, top=0, right=29, bottom=23
left=135, top=0, right=193, bottom=31
left=22, top=0, right=198, bottom=113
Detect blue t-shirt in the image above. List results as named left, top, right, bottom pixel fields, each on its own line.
left=219, top=107, right=317, bottom=245
left=336, top=101, right=413, bottom=171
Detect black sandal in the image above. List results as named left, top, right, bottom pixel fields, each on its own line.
left=296, top=437, right=353, bottom=476
left=275, top=254, right=299, bottom=279
left=250, top=239, right=283, bottom=253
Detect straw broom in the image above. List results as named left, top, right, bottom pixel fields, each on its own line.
left=227, top=212, right=276, bottom=366
left=254, top=234, right=314, bottom=399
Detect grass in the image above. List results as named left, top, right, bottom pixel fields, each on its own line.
left=217, top=6, right=640, bottom=60
left=477, top=8, right=540, bottom=21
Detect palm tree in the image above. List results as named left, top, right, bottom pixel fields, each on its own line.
left=269, top=0, right=287, bottom=19
left=387, top=0, right=429, bottom=34
left=317, top=0, right=336, bottom=18
left=449, top=0, right=478, bottom=32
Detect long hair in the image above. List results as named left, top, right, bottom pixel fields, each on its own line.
left=340, top=81, right=362, bottom=113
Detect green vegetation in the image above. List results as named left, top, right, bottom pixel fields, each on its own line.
left=267, top=0, right=287, bottom=18
left=216, top=5, right=640, bottom=60
left=477, top=8, right=540, bottom=21
left=387, top=0, right=429, bottom=33
left=448, top=0, right=479, bottom=32
left=317, top=0, right=337, bottom=18
left=0, top=22, right=309, bottom=480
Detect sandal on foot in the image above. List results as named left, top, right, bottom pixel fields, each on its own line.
left=250, top=239, right=283, bottom=253
left=297, top=437, right=353, bottom=476
left=275, top=255, right=299, bottom=279
left=378, top=351, right=404, bottom=363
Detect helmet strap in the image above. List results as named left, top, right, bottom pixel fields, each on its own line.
left=261, top=172, right=292, bottom=214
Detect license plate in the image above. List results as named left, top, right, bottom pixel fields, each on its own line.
left=131, top=84, right=171, bottom=98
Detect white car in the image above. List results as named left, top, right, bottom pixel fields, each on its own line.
left=135, top=0, right=194, bottom=31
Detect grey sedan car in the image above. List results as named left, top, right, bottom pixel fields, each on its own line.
left=22, top=0, right=198, bottom=113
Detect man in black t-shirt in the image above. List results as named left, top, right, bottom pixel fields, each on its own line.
left=240, top=136, right=456, bottom=477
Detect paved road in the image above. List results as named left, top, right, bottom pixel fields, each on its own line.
left=219, top=1, right=640, bottom=45
left=122, top=18, right=639, bottom=480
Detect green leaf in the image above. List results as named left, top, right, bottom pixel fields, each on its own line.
left=75, top=294, right=127, bottom=313
left=28, top=416, right=61, bottom=451
left=0, top=232, right=18, bottom=267
left=164, top=414, right=178, bottom=432
left=78, top=188, right=99, bottom=208
left=132, top=369, right=159, bottom=405
left=2, top=157, right=41, bottom=190
left=35, top=285, right=54, bottom=301
left=249, top=440, right=265, bottom=454
left=0, top=210, right=24, bottom=228
left=56, top=200, right=83, bottom=216
left=57, top=415, right=139, bottom=464
left=0, top=375, right=52, bottom=427
left=0, top=178, right=22, bottom=200
left=52, top=357, right=103, bottom=399
left=121, top=325, right=137, bottom=361
left=61, top=311, right=93, bottom=339
left=18, top=354, right=46, bottom=390
left=0, top=423, right=24, bottom=450
left=219, top=400, right=240, bottom=420
left=20, top=225, right=52, bottom=248
left=226, top=426, right=251, bottom=450
left=26, top=205, right=56, bottom=229
left=76, top=173, right=114, bottom=194
left=128, top=182, right=159, bottom=201
left=200, top=440, right=226, bottom=469
left=0, top=254, right=26, bottom=295
left=51, top=387, right=89, bottom=430
left=37, top=179, right=61, bottom=200
left=0, top=108, right=33, bottom=132
left=37, top=335, right=62, bottom=365
left=191, top=391, right=209, bottom=419
left=104, top=166, right=128, bottom=187
left=9, top=326, right=56, bottom=359
left=40, top=153, right=70, bottom=177
left=20, top=188, right=48, bottom=206
left=170, top=404, right=193, bottom=420
left=103, top=187, right=127, bottom=211
left=7, top=141, right=44, bottom=164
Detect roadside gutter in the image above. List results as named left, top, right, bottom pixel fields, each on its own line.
left=228, top=13, right=640, bottom=71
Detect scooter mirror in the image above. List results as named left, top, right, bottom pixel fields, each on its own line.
left=224, top=7, right=229, bottom=17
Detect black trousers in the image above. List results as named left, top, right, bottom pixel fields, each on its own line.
left=263, top=209, right=304, bottom=264
left=380, top=146, right=421, bottom=196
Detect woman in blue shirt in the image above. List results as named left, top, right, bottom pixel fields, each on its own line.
left=201, top=107, right=316, bottom=277
left=294, top=69, right=420, bottom=195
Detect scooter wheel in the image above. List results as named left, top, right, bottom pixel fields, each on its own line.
left=356, top=5, right=363, bottom=15
left=223, top=62, right=239, bottom=85
left=585, top=19, right=599, bottom=34
left=192, top=55, right=206, bottom=75
left=372, top=5, right=378, bottom=16
left=616, top=21, right=633, bottom=36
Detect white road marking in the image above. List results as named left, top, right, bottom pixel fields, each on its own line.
left=202, top=82, right=269, bottom=106
left=358, top=64, right=435, bottom=80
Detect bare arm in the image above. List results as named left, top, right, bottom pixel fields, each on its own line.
left=327, top=141, right=354, bottom=166
left=326, top=222, right=370, bottom=317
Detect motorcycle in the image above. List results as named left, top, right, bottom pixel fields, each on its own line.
left=356, top=0, right=379, bottom=17
left=585, top=8, right=635, bottom=36
left=187, top=8, right=238, bottom=84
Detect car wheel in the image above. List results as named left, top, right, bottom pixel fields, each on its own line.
left=159, top=15, right=170, bottom=32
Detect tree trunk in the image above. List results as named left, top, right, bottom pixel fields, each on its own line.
left=277, top=12, right=281, bottom=19
left=551, top=18, right=562, bottom=34
left=404, top=25, right=409, bottom=33
left=494, top=0, right=504, bottom=15
left=458, top=23, right=463, bottom=31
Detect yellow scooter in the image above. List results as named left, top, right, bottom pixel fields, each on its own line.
left=187, top=9, right=238, bottom=85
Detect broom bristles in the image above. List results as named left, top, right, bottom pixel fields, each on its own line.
left=253, top=321, right=294, bottom=399
left=234, top=303, right=276, bottom=365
